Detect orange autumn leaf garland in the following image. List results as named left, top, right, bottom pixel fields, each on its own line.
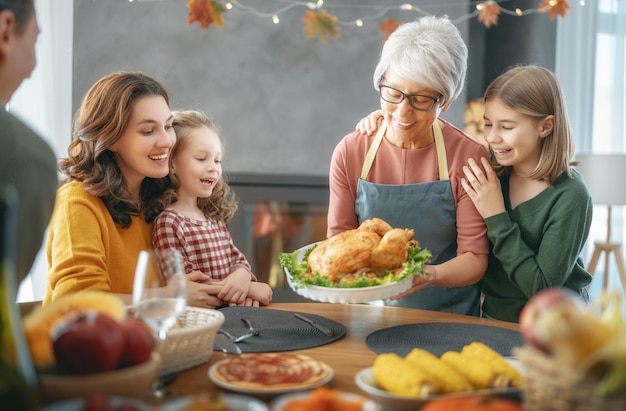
left=540, top=0, right=570, bottom=20
left=302, top=9, right=341, bottom=43
left=380, top=18, right=400, bottom=41
left=477, top=1, right=501, bottom=28
left=183, top=1, right=572, bottom=37
left=186, top=0, right=226, bottom=29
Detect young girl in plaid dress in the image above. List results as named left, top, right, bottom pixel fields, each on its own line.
left=152, top=110, right=272, bottom=307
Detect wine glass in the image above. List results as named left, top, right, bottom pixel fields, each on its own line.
left=132, top=248, right=187, bottom=399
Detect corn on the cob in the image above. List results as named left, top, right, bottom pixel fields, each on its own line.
left=372, top=353, right=436, bottom=397
left=404, top=348, right=473, bottom=394
left=440, top=350, right=512, bottom=389
left=460, top=342, right=523, bottom=387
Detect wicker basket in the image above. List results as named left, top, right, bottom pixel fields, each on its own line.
left=158, top=307, right=224, bottom=375
left=513, top=345, right=626, bottom=411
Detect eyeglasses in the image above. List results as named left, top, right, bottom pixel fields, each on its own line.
left=379, top=84, right=441, bottom=111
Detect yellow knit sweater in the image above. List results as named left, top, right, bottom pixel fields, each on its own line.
left=44, top=181, right=152, bottom=304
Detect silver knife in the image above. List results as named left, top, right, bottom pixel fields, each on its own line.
left=294, top=313, right=334, bottom=336
left=213, top=334, right=242, bottom=354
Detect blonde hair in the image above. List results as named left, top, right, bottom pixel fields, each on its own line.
left=153, top=110, right=238, bottom=222
left=485, top=65, right=574, bottom=184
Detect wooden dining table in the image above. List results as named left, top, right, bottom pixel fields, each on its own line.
left=167, top=302, right=520, bottom=400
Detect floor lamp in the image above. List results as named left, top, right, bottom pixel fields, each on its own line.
left=576, top=154, right=626, bottom=294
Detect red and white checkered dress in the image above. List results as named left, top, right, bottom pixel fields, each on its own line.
left=152, top=209, right=253, bottom=281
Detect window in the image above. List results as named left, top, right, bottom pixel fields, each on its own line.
left=593, top=0, right=625, bottom=152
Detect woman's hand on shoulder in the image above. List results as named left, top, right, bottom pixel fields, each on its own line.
left=355, top=109, right=384, bottom=136
left=461, top=157, right=505, bottom=218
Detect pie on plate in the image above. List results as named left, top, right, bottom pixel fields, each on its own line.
left=208, top=353, right=333, bottom=394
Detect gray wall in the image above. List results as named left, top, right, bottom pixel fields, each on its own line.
left=72, top=0, right=470, bottom=177
left=466, top=0, right=557, bottom=101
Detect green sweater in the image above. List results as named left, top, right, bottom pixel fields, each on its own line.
left=481, top=170, right=593, bottom=323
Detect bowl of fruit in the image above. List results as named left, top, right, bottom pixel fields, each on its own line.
left=514, top=288, right=626, bottom=411
left=22, top=292, right=160, bottom=403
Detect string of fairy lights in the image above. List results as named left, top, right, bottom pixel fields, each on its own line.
left=128, top=0, right=587, bottom=41
left=216, top=0, right=585, bottom=26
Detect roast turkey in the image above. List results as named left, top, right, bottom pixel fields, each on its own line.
left=307, top=218, right=418, bottom=282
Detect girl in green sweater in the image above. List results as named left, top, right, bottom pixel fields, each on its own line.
left=460, top=65, right=592, bottom=322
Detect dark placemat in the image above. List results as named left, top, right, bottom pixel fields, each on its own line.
left=366, top=322, right=523, bottom=357
left=217, top=306, right=346, bottom=352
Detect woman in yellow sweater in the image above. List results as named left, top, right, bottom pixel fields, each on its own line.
left=44, top=72, right=225, bottom=308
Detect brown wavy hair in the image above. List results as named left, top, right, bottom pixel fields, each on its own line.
left=151, top=110, right=238, bottom=223
left=60, top=71, right=171, bottom=227
left=485, top=65, right=574, bottom=184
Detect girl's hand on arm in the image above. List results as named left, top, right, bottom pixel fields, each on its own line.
left=355, top=109, right=384, bottom=136
left=461, top=157, right=505, bottom=218
left=218, top=268, right=251, bottom=305
left=246, top=282, right=273, bottom=306
left=235, top=297, right=262, bottom=307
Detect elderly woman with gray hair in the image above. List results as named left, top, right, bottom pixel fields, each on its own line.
left=327, top=16, right=489, bottom=315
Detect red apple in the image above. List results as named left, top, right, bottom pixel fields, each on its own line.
left=518, top=287, right=584, bottom=353
left=119, top=317, right=156, bottom=368
left=81, top=394, right=111, bottom=411
left=519, top=287, right=619, bottom=367
left=51, top=311, right=125, bottom=374
left=82, top=394, right=143, bottom=411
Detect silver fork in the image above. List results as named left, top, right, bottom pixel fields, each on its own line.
left=218, top=328, right=237, bottom=340
left=233, top=318, right=261, bottom=342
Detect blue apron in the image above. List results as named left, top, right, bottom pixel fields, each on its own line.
left=355, top=120, right=480, bottom=316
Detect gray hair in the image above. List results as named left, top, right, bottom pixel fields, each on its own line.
left=372, top=16, right=467, bottom=109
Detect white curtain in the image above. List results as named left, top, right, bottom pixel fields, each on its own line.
left=593, top=0, right=625, bottom=153
left=555, top=1, right=597, bottom=154
left=12, top=0, right=73, bottom=302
